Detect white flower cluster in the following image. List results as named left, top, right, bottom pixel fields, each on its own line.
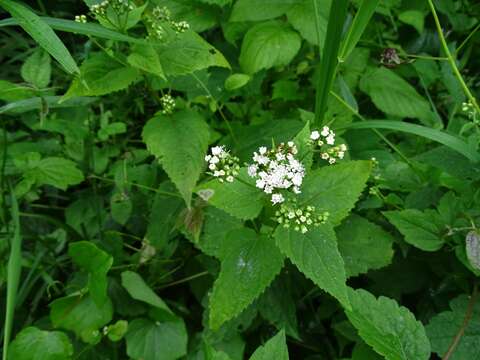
left=90, top=0, right=133, bottom=16
left=310, top=126, right=347, bottom=164
left=205, top=146, right=240, bottom=183
left=149, top=6, right=190, bottom=38
left=75, top=15, right=87, bottom=23
left=90, top=1, right=109, bottom=16
left=275, top=203, right=329, bottom=234
left=160, top=94, right=176, bottom=115
left=247, top=142, right=305, bottom=205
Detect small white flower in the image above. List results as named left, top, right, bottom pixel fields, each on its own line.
left=205, top=155, right=212, bottom=162
left=226, top=176, right=234, bottom=183
left=248, top=164, right=258, bottom=177
left=209, top=163, right=216, bottom=170
left=211, top=146, right=224, bottom=156
left=287, top=141, right=294, bottom=147
left=321, top=126, right=330, bottom=137
left=321, top=153, right=329, bottom=160
left=271, top=194, right=285, bottom=204
left=310, top=131, right=320, bottom=140
left=326, top=135, right=335, bottom=145
left=210, top=156, right=219, bottom=164
left=291, top=173, right=303, bottom=186
left=256, top=179, right=265, bottom=189
left=259, top=146, right=267, bottom=155
left=328, top=158, right=336, bottom=164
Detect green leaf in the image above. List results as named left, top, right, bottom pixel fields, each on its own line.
left=142, top=110, right=210, bottom=206
left=249, top=330, right=289, bottom=360
left=106, top=320, right=128, bottom=342
left=300, top=161, right=372, bottom=225
left=224, top=73, right=251, bottom=91
left=50, top=294, right=113, bottom=343
left=198, top=207, right=244, bottom=259
left=286, top=0, right=330, bottom=46
left=0, top=96, right=97, bottom=115
left=359, top=67, right=433, bottom=124
left=63, top=53, right=139, bottom=100
left=239, top=21, right=301, bottom=75
left=8, top=327, right=73, bottom=360
left=209, top=228, right=284, bottom=330
left=157, top=31, right=229, bottom=76
left=398, top=10, right=425, bottom=34
left=121, top=271, right=172, bottom=313
left=110, top=192, right=132, bottom=225
left=127, top=44, right=165, bottom=78
left=345, top=288, right=431, bottom=360
left=339, top=0, right=380, bottom=60
left=153, top=0, right=217, bottom=32
left=68, top=241, right=113, bottom=306
left=337, top=215, right=394, bottom=277
left=230, top=0, right=296, bottom=22
left=383, top=209, right=444, bottom=251
left=21, top=48, right=51, bottom=88
left=196, top=168, right=265, bottom=220
left=426, top=294, right=480, bottom=359
left=340, top=120, right=480, bottom=163
left=274, top=224, right=350, bottom=309
left=0, top=80, right=35, bottom=101
left=125, top=317, right=188, bottom=360
left=0, top=0, right=78, bottom=74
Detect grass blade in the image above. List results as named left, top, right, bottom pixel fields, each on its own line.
left=0, top=0, right=79, bottom=74
left=0, top=96, right=98, bottom=115
left=340, top=120, right=480, bottom=162
left=2, top=187, right=22, bottom=360
left=0, top=17, right=144, bottom=44
left=339, top=0, right=380, bottom=61
left=314, top=0, right=349, bottom=125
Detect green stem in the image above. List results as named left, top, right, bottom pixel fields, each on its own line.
left=427, top=0, right=480, bottom=114
left=455, top=22, right=480, bottom=56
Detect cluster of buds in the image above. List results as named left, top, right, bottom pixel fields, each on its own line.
left=75, top=15, right=87, bottom=23
left=275, top=202, right=329, bottom=234
left=247, top=142, right=305, bottom=204
left=90, top=1, right=109, bottom=16
left=462, top=101, right=478, bottom=122
left=310, top=127, right=347, bottom=164
left=160, top=94, right=176, bottom=115
left=110, top=0, right=134, bottom=14
left=148, top=6, right=190, bottom=38
left=205, top=146, right=240, bottom=183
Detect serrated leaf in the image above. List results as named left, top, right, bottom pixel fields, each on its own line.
left=239, top=21, right=301, bottom=75
left=142, top=110, right=210, bottom=206
left=300, top=161, right=372, bottom=225
left=21, top=48, right=51, bottom=88
left=286, top=0, right=331, bottom=46
left=126, top=318, right=188, bottom=360
left=337, top=215, right=394, bottom=277
left=121, top=271, right=172, bottom=313
left=345, top=288, right=431, bottom=360
left=8, top=327, right=73, bottom=360
left=157, top=31, right=229, bottom=76
left=230, top=0, right=296, bottom=22
left=359, top=67, right=433, bottom=124
left=69, top=241, right=113, bottom=307
left=249, top=330, right=289, bottom=360
left=50, top=294, right=113, bottom=343
left=209, top=228, right=284, bottom=330
left=196, top=168, right=265, bottom=220
left=63, top=53, right=139, bottom=100
left=426, top=294, right=480, bottom=359
left=127, top=44, right=165, bottom=78
left=274, top=224, right=350, bottom=309
left=383, top=209, right=444, bottom=251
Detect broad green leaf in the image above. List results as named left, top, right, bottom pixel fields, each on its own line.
left=230, top=0, right=296, bottom=22
left=127, top=44, right=165, bottom=78
left=336, top=215, right=394, bottom=277
left=274, top=224, right=350, bottom=309
left=121, top=271, right=172, bottom=313
left=68, top=241, right=113, bottom=306
left=198, top=207, right=244, bottom=259
left=398, top=10, right=425, bottom=34
left=154, top=0, right=217, bottom=32
left=157, top=31, right=229, bottom=76
left=345, top=288, right=431, bottom=360
left=383, top=209, right=444, bottom=251
left=63, top=53, right=139, bottom=100
left=126, top=318, right=188, bottom=360
left=142, top=110, right=210, bottom=206
left=110, top=191, right=132, bottom=225
left=21, top=48, right=51, bottom=88
left=50, top=294, right=113, bottom=343
left=224, top=73, right=251, bottom=91
left=359, top=67, right=433, bottom=124
left=426, top=294, right=480, bottom=359
left=209, top=228, right=284, bottom=330
left=300, top=161, right=372, bottom=225
left=0, top=0, right=78, bottom=74
left=249, top=330, right=289, bottom=360
left=196, top=168, right=265, bottom=220
left=239, top=21, right=301, bottom=75
left=286, top=0, right=330, bottom=46
left=8, top=327, right=73, bottom=360
left=0, top=80, right=35, bottom=101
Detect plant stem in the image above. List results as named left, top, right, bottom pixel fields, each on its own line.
left=158, top=271, right=209, bottom=289
left=442, top=283, right=478, bottom=360
left=427, top=0, right=480, bottom=114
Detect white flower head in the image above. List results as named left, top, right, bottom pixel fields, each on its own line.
left=271, top=193, right=285, bottom=205
left=205, top=145, right=239, bottom=183
left=321, top=126, right=330, bottom=137
left=310, top=130, right=320, bottom=140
